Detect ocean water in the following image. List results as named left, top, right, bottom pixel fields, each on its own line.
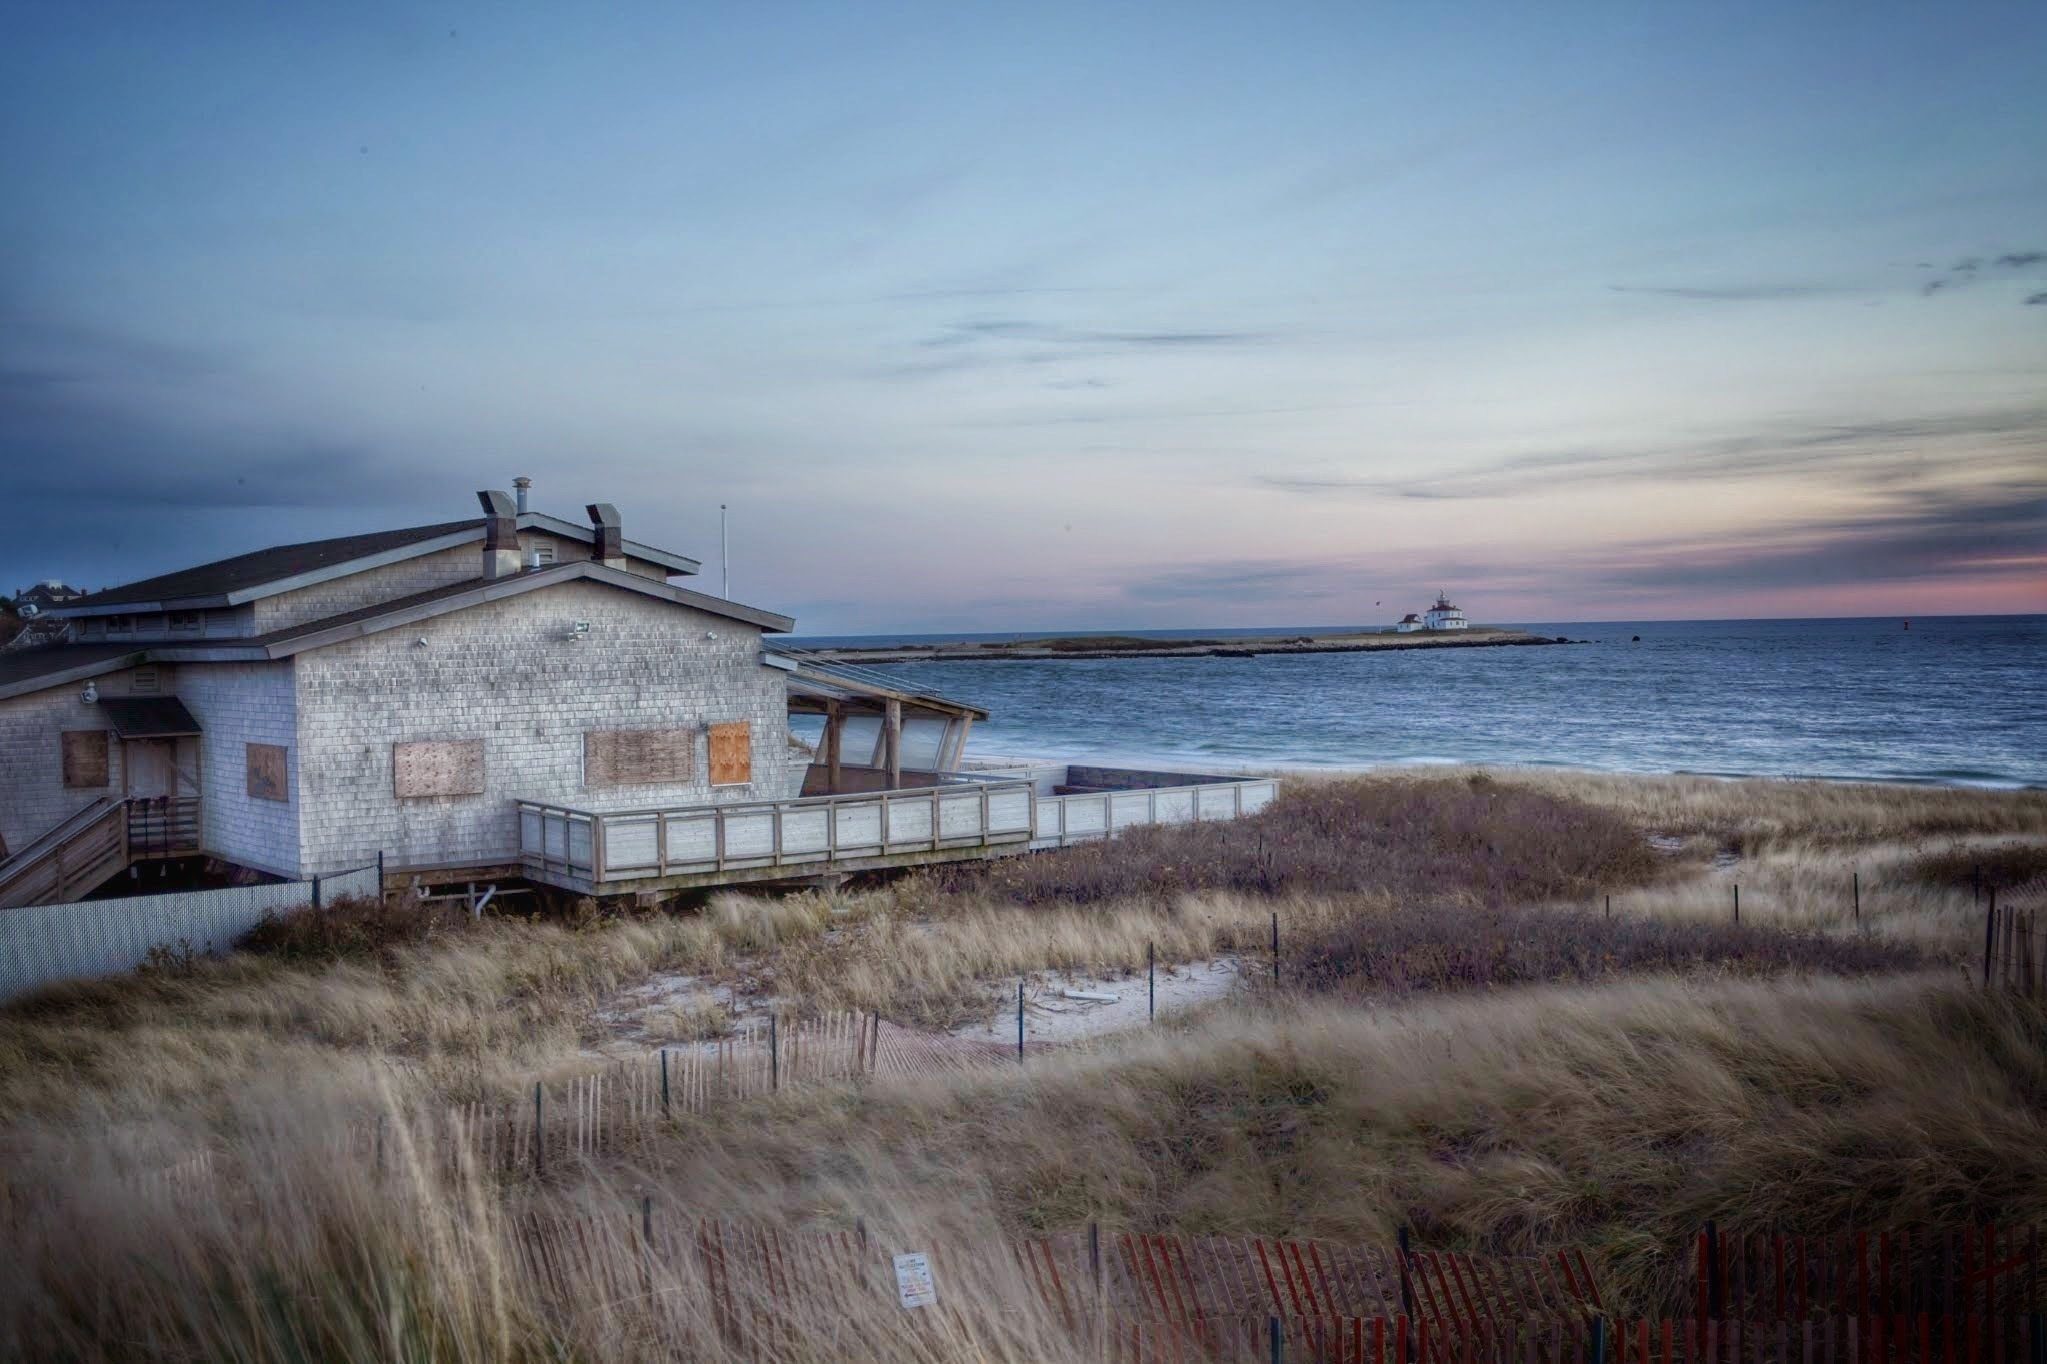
left=787, top=616, right=2047, bottom=789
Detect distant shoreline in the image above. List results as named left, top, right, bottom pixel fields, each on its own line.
left=806, top=625, right=1574, bottom=664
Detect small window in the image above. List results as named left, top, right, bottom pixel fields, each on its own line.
left=169, top=611, right=202, bottom=633
left=129, top=667, right=158, bottom=694
left=708, top=721, right=752, bottom=786
left=62, top=731, right=110, bottom=788
left=104, top=614, right=133, bottom=636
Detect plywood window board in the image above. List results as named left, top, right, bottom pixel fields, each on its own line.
left=392, top=739, right=485, bottom=798
left=246, top=743, right=289, bottom=802
left=708, top=721, right=752, bottom=786
left=61, top=730, right=110, bottom=788
left=585, top=728, right=692, bottom=787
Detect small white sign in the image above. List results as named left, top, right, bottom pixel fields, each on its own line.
left=893, top=1251, right=937, bottom=1310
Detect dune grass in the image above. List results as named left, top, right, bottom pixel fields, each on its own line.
left=0, top=774, right=1860, bottom=1119
left=1418, top=767, right=2047, bottom=855
left=7, top=973, right=2044, bottom=1361
left=945, top=774, right=1666, bottom=907
left=1, top=770, right=2042, bottom=1361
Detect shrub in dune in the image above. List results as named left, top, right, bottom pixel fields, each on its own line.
left=947, top=776, right=1663, bottom=907
left=1283, top=901, right=1927, bottom=997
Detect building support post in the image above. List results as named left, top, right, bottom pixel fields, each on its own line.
left=884, top=698, right=902, bottom=791
left=824, top=700, right=843, bottom=794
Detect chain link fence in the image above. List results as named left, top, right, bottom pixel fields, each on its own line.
left=0, top=862, right=379, bottom=1002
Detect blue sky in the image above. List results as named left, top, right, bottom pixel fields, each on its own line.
left=3, top=1, right=2043, bottom=630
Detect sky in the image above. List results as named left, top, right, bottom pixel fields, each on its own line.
left=2, top=2, right=2043, bottom=633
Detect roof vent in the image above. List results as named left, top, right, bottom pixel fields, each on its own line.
left=586, top=503, right=625, bottom=569
left=477, top=490, right=520, bottom=580
left=514, top=476, right=532, bottom=515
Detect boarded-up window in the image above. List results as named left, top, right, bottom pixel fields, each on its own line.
left=708, top=721, right=752, bottom=786
left=584, top=728, right=692, bottom=787
left=246, top=743, right=289, bottom=802
left=62, top=730, right=110, bottom=788
left=392, top=739, right=485, bottom=798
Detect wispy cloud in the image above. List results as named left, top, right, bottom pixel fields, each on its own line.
left=1256, top=406, right=2047, bottom=502
left=1608, top=283, right=1856, bottom=302
left=917, top=318, right=1262, bottom=350
left=1914, top=248, right=2047, bottom=303
left=1115, top=559, right=1337, bottom=604
left=1571, top=483, right=2047, bottom=593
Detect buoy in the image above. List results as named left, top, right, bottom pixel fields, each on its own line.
left=1902, top=620, right=1910, bottom=630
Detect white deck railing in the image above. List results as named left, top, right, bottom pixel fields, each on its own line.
left=1027, top=777, right=1279, bottom=850
left=518, top=778, right=1038, bottom=886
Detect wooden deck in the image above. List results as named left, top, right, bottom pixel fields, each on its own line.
left=1028, top=776, right=1279, bottom=849
left=517, top=777, right=1038, bottom=895
left=516, top=768, right=1283, bottom=898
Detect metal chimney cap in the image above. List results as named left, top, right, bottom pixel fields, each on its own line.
left=585, top=502, right=621, bottom=528
left=477, top=489, right=516, bottom=518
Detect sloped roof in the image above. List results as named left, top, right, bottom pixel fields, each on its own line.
left=0, top=563, right=792, bottom=702
left=61, top=521, right=481, bottom=610
left=772, top=654, right=987, bottom=720
left=0, top=644, right=148, bottom=695
left=96, top=696, right=203, bottom=738
left=56, top=514, right=702, bottom=613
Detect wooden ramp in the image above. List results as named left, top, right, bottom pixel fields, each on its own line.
left=0, top=798, right=128, bottom=910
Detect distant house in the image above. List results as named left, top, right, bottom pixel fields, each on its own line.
left=1424, top=592, right=1468, bottom=631
left=1394, top=613, right=1424, bottom=633
left=5, top=581, right=84, bottom=653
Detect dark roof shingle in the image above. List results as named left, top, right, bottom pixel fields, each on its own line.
left=64, top=521, right=482, bottom=609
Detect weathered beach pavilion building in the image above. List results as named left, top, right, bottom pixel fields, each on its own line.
left=0, top=488, right=1026, bottom=909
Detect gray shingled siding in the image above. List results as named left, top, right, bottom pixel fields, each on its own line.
left=0, top=678, right=129, bottom=857
left=176, top=661, right=301, bottom=877
left=250, top=546, right=482, bottom=634
left=290, top=579, right=793, bottom=875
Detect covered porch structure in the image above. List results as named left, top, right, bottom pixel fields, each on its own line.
left=768, top=653, right=985, bottom=796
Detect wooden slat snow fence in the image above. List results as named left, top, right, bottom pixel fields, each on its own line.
left=1693, top=1224, right=2041, bottom=1325
left=337, top=1010, right=1026, bottom=1175
left=503, top=1212, right=2044, bottom=1363
left=1103, top=1312, right=2046, bottom=1364
left=1984, top=903, right=2042, bottom=1000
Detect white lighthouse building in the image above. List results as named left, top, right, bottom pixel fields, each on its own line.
left=1423, top=592, right=1468, bottom=631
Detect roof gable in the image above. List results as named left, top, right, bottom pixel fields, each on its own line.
left=255, top=561, right=792, bottom=656
left=0, top=563, right=792, bottom=702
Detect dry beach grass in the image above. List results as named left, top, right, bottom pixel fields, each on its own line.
left=1, top=771, right=2043, bottom=1360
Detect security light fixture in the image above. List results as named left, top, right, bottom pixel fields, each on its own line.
left=81, top=680, right=97, bottom=704
left=566, top=621, right=592, bottom=642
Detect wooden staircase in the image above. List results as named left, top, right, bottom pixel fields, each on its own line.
left=0, top=799, right=149, bottom=910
